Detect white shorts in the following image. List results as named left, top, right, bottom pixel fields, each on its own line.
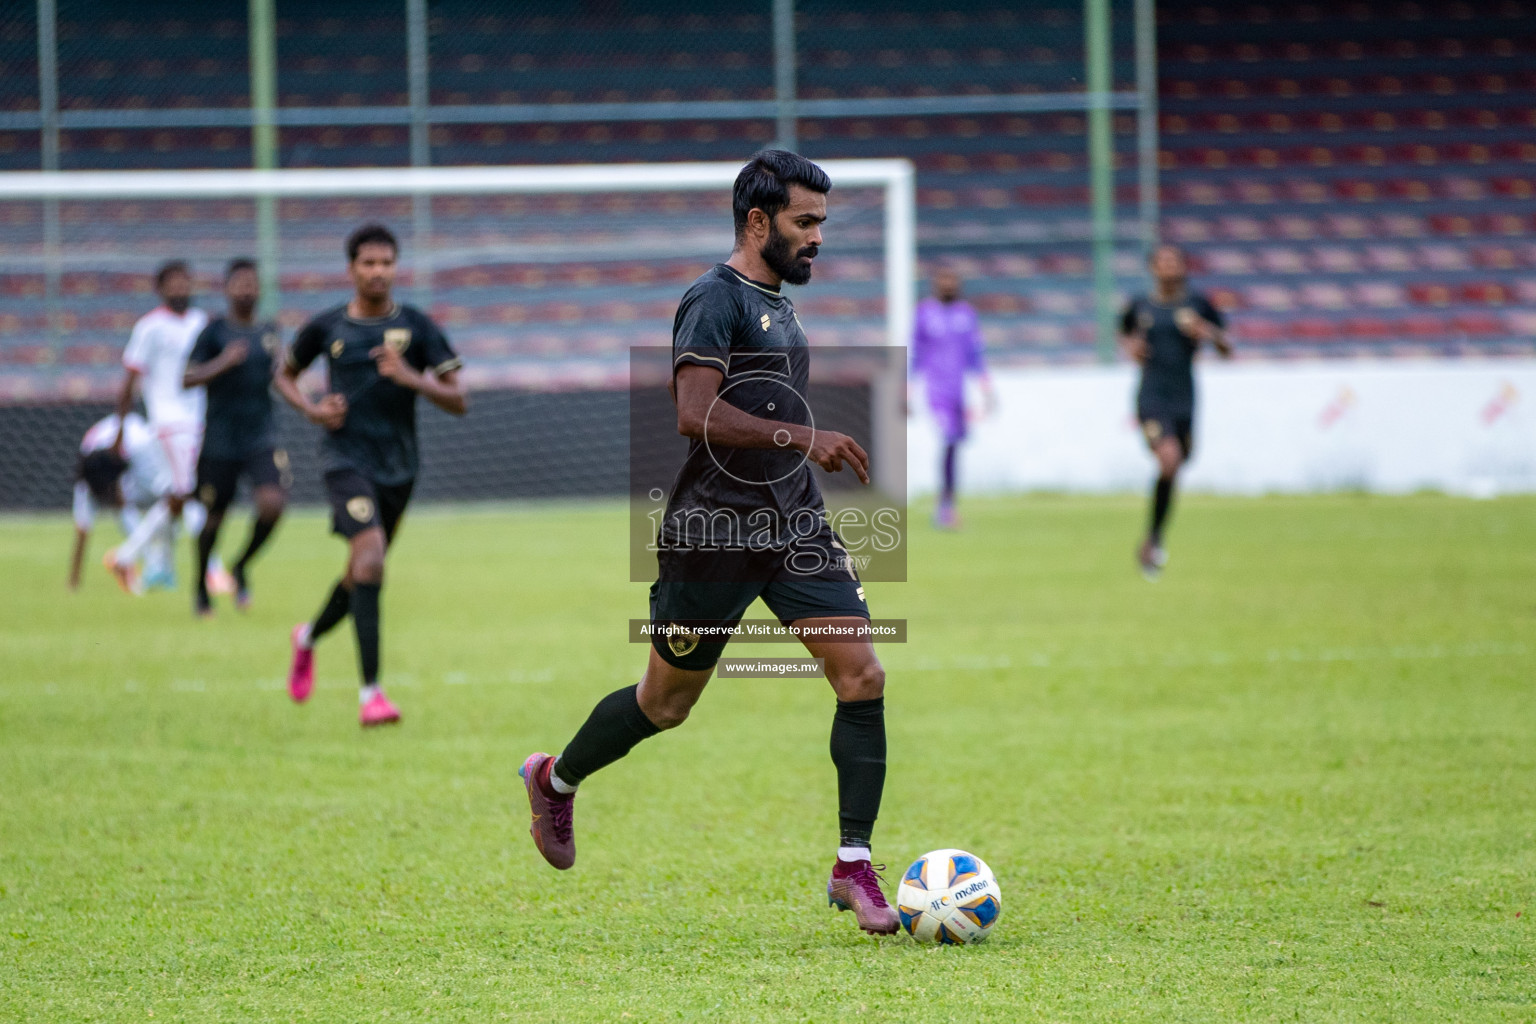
left=154, top=422, right=203, bottom=496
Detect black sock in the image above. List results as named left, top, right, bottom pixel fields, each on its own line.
left=1150, top=476, right=1176, bottom=545
left=309, top=579, right=351, bottom=642
left=233, top=514, right=278, bottom=584
left=831, top=697, right=886, bottom=848
left=351, top=582, right=381, bottom=686
left=553, top=684, right=661, bottom=788
left=194, top=526, right=217, bottom=604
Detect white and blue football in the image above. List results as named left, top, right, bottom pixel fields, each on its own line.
left=896, top=849, right=1001, bottom=944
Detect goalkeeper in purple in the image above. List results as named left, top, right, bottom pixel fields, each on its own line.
left=911, top=268, right=992, bottom=528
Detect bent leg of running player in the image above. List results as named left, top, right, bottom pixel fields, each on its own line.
left=1141, top=433, right=1184, bottom=575
left=231, top=483, right=285, bottom=607
left=520, top=648, right=709, bottom=869
left=343, top=525, right=393, bottom=723
left=1149, top=434, right=1183, bottom=548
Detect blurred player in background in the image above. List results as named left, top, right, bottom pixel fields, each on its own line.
left=1119, top=244, right=1232, bottom=579
left=182, top=259, right=289, bottom=617
left=276, top=224, right=466, bottom=727
left=115, top=259, right=230, bottom=593
left=518, top=151, right=900, bottom=936
left=68, top=413, right=175, bottom=594
left=911, top=267, right=993, bottom=529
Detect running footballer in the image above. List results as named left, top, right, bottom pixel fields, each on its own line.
left=276, top=224, right=467, bottom=727
left=183, top=258, right=289, bottom=616
left=1119, top=244, right=1232, bottom=578
left=518, top=151, right=900, bottom=936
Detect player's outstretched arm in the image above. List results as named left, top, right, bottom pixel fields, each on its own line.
left=112, top=370, right=139, bottom=449
left=68, top=481, right=93, bottom=590
left=673, top=363, right=869, bottom=484
left=67, top=527, right=88, bottom=590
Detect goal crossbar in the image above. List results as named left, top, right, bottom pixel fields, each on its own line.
left=0, top=159, right=916, bottom=349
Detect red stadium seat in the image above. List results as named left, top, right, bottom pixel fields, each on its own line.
left=1408, top=282, right=1455, bottom=306
left=1460, top=282, right=1511, bottom=305
left=1451, top=312, right=1505, bottom=335
left=1397, top=314, right=1450, bottom=337
left=1292, top=318, right=1338, bottom=341
left=1342, top=316, right=1394, bottom=339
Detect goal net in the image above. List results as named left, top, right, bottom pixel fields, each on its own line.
left=0, top=160, right=913, bottom=515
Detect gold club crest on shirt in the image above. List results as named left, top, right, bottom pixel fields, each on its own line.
left=383, top=328, right=412, bottom=353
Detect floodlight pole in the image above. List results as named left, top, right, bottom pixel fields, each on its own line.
left=249, top=0, right=279, bottom=315
left=773, top=0, right=797, bottom=151
left=1135, top=0, right=1160, bottom=252
left=407, top=0, right=433, bottom=308
left=36, top=0, right=60, bottom=354
left=1085, top=0, right=1117, bottom=364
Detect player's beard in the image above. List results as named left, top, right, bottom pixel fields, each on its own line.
left=761, top=223, right=817, bottom=286
left=165, top=295, right=190, bottom=314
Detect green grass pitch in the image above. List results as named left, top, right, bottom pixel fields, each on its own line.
left=1, top=494, right=1532, bottom=1021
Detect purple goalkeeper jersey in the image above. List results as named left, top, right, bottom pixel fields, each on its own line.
left=912, top=297, right=985, bottom=441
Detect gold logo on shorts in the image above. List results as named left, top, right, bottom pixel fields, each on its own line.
left=666, top=629, right=700, bottom=658
left=347, top=496, right=374, bottom=522
left=760, top=314, right=771, bottom=332
left=273, top=449, right=289, bottom=470
left=331, top=339, right=345, bottom=358
left=262, top=332, right=280, bottom=354
left=383, top=328, right=412, bottom=353
left=856, top=586, right=866, bottom=602
left=199, top=484, right=216, bottom=505
left=1143, top=420, right=1163, bottom=442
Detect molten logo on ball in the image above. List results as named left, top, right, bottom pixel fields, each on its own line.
left=896, top=848, right=1001, bottom=945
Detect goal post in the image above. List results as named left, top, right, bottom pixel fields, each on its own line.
left=0, top=159, right=915, bottom=500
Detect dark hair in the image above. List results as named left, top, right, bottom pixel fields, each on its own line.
left=732, top=150, right=831, bottom=242
left=346, top=223, right=398, bottom=262
left=154, top=259, right=190, bottom=288
left=226, top=257, right=257, bottom=280
left=78, top=448, right=128, bottom=505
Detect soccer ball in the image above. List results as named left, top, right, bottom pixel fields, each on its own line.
left=896, top=849, right=1001, bottom=945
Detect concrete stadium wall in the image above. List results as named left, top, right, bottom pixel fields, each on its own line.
left=908, top=359, right=1536, bottom=497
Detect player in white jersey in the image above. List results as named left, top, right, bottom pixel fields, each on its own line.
left=113, top=259, right=224, bottom=592
left=68, top=413, right=177, bottom=594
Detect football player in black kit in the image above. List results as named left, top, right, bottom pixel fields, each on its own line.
left=518, top=151, right=900, bottom=936
left=275, top=224, right=467, bottom=727
left=1119, top=244, right=1232, bottom=579
left=183, top=258, right=289, bottom=617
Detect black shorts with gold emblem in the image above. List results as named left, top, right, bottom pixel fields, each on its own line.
left=1137, top=405, right=1194, bottom=459
left=648, top=520, right=871, bottom=671
left=196, top=447, right=291, bottom=517
left=324, top=468, right=414, bottom=542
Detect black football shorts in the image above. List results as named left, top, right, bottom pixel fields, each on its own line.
left=649, top=519, right=870, bottom=671
left=324, top=468, right=414, bottom=543
left=195, top=447, right=289, bottom=516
